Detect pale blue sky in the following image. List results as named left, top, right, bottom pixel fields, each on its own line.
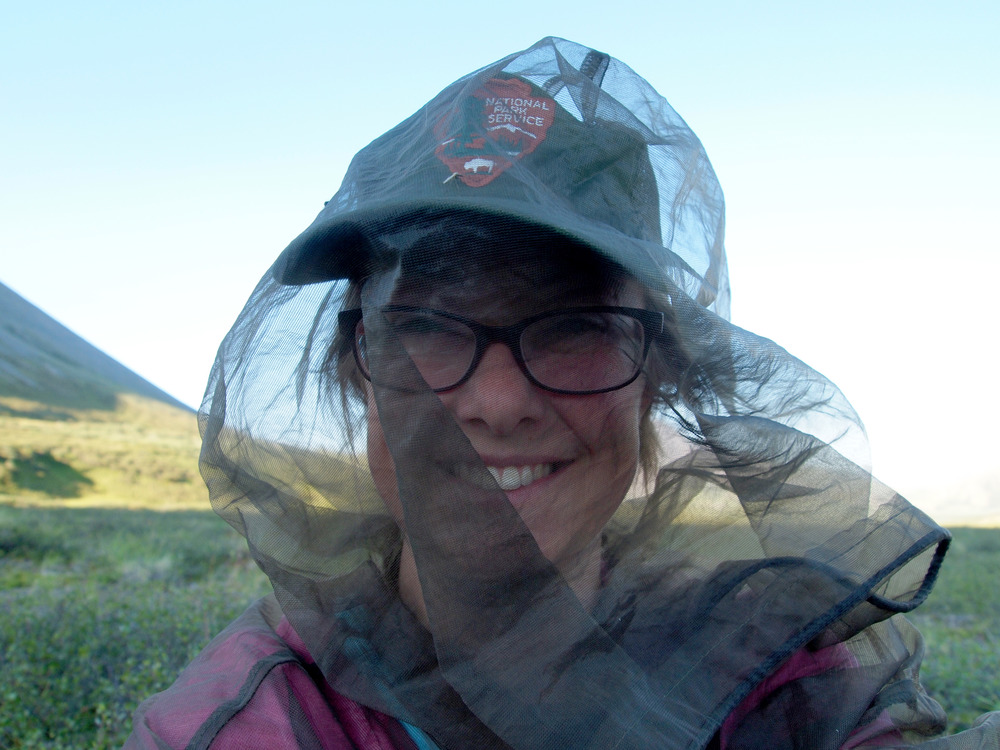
left=2, top=1, right=997, bottom=520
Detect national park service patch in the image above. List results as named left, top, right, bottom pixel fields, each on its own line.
left=435, top=77, right=555, bottom=187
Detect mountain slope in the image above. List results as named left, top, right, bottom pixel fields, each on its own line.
left=0, top=280, right=205, bottom=507
left=0, top=280, right=189, bottom=412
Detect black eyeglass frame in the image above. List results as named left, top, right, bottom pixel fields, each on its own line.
left=337, top=305, right=664, bottom=395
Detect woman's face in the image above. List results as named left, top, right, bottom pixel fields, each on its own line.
left=364, top=249, right=650, bottom=575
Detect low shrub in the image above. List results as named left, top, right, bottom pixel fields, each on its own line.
left=0, top=505, right=270, bottom=748
left=1, top=505, right=996, bottom=747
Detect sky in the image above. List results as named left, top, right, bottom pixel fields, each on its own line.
left=2, top=1, right=997, bottom=521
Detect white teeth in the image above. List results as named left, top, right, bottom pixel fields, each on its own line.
left=484, top=463, right=552, bottom=490
left=500, top=467, right=519, bottom=489
left=459, top=463, right=555, bottom=490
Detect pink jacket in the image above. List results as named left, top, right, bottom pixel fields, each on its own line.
left=127, top=595, right=966, bottom=750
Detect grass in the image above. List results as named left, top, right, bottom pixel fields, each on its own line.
left=0, top=394, right=996, bottom=746
left=0, top=395, right=266, bottom=748
left=2, top=505, right=996, bottom=748
left=0, top=505, right=271, bottom=749
left=909, top=528, right=1000, bottom=730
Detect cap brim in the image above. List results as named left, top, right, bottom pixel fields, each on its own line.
left=272, top=197, right=694, bottom=291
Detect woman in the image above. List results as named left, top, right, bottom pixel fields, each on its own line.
left=127, top=38, right=999, bottom=748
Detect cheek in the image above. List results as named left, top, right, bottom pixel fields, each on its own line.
left=564, top=387, right=644, bottom=465
left=598, top=398, right=643, bottom=506
left=531, top=389, right=644, bottom=561
left=365, top=389, right=404, bottom=525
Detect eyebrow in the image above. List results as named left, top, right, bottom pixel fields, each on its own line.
left=390, top=274, right=623, bottom=315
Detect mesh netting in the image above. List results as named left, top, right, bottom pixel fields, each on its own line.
left=127, top=37, right=999, bottom=750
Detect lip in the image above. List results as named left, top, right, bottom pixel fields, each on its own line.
left=475, top=454, right=571, bottom=468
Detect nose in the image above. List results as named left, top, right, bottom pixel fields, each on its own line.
left=446, top=342, right=547, bottom=435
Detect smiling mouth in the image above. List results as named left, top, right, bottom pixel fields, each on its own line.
left=455, top=462, right=564, bottom=491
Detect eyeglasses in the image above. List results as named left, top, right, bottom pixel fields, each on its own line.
left=338, top=305, right=663, bottom=395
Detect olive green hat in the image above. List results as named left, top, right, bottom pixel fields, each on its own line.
left=274, top=37, right=730, bottom=317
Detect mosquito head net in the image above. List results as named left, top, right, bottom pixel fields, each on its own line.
left=199, top=37, right=949, bottom=749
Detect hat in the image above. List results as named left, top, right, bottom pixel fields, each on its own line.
left=273, top=37, right=730, bottom=316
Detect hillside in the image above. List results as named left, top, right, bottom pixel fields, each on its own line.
left=0, top=280, right=206, bottom=507
left=1, top=393, right=208, bottom=508
left=0, top=280, right=188, bottom=413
